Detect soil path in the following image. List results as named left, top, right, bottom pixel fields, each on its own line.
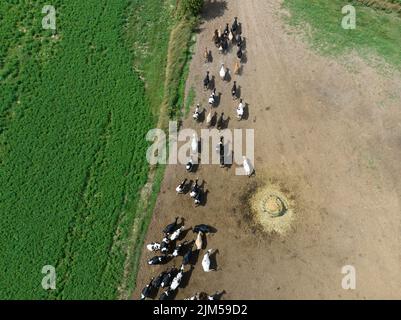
left=133, top=0, right=401, bottom=299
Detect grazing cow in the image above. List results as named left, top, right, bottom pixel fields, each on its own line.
left=152, top=271, right=167, bottom=288
left=195, top=231, right=203, bottom=250
left=236, top=34, right=242, bottom=47
left=159, top=289, right=175, bottom=301
left=169, top=226, right=184, bottom=241
left=228, top=29, right=234, bottom=43
left=218, top=43, right=223, bottom=54
left=172, top=241, right=187, bottom=257
left=176, top=179, right=187, bottom=194
left=193, top=104, right=201, bottom=121
left=222, top=38, right=229, bottom=54
left=163, top=217, right=180, bottom=235
left=170, top=264, right=185, bottom=290
left=202, top=249, right=216, bottom=272
left=190, top=179, right=200, bottom=199
left=234, top=61, right=241, bottom=75
left=208, top=291, right=225, bottom=300
left=161, top=267, right=178, bottom=288
left=185, top=293, right=199, bottom=300
left=208, top=88, right=217, bottom=107
left=224, top=23, right=230, bottom=37
left=203, top=71, right=210, bottom=90
left=219, top=64, right=226, bottom=80
left=148, top=255, right=169, bottom=265
left=243, top=156, right=254, bottom=177
left=232, top=17, right=238, bottom=34
left=182, top=246, right=194, bottom=266
left=194, top=191, right=202, bottom=206
left=237, top=47, right=243, bottom=60
left=220, top=153, right=225, bottom=168
left=204, top=47, right=209, bottom=63
left=231, top=81, right=237, bottom=100
left=146, top=242, right=161, bottom=252
left=186, top=158, right=194, bottom=172
left=193, top=224, right=213, bottom=234
left=213, top=29, right=219, bottom=47
left=237, top=98, right=244, bottom=120
left=191, top=133, right=198, bottom=155
left=217, top=136, right=224, bottom=155
left=160, top=236, right=171, bottom=254
left=140, top=278, right=154, bottom=300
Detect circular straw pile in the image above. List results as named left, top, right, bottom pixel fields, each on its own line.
left=249, top=183, right=295, bottom=235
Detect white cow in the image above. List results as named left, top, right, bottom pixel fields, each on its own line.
left=146, top=242, right=161, bottom=252
left=191, top=133, right=198, bottom=155
left=219, top=64, right=226, bottom=80
left=202, top=249, right=215, bottom=272
left=195, top=231, right=203, bottom=250
left=243, top=156, right=254, bottom=177
left=236, top=99, right=244, bottom=120
left=169, top=226, right=184, bottom=241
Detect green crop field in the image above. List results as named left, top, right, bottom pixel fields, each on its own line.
left=283, top=0, right=401, bottom=69
left=0, top=0, right=177, bottom=299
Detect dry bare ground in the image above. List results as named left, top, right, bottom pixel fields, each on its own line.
left=133, top=0, right=401, bottom=299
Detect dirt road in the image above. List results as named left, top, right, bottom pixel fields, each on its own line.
left=133, top=0, right=401, bottom=299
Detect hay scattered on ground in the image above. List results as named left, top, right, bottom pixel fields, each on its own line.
left=249, top=183, right=296, bottom=236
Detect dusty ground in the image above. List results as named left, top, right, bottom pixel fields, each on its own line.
left=133, top=0, right=401, bottom=299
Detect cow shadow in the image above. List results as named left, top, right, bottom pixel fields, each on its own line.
left=178, top=228, right=191, bottom=241
left=199, top=189, right=209, bottom=207
left=180, top=266, right=195, bottom=289
left=225, top=69, right=232, bottom=82
left=214, top=92, right=222, bottom=107
left=240, top=37, right=247, bottom=50
left=218, top=116, right=230, bottom=130
left=187, top=180, right=195, bottom=194
left=210, top=76, right=216, bottom=91
left=236, top=85, right=242, bottom=99
left=210, top=249, right=220, bottom=271
left=241, top=52, right=248, bottom=64
left=243, top=103, right=250, bottom=120
left=191, top=249, right=200, bottom=265
left=208, top=50, right=213, bottom=63
left=197, top=108, right=206, bottom=123
left=222, top=150, right=234, bottom=169
left=202, top=233, right=208, bottom=249
left=181, top=181, right=191, bottom=195
left=237, top=22, right=243, bottom=35
left=210, top=112, right=218, bottom=127
left=197, top=138, right=202, bottom=154
left=190, top=161, right=199, bottom=173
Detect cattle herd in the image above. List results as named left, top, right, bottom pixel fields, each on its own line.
left=141, top=218, right=222, bottom=300
left=140, top=17, right=248, bottom=301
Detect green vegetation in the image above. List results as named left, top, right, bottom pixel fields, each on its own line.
left=163, top=16, right=198, bottom=122
left=185, top=86, right=196, bottom=116
left=356, top=0, right=401, bottom=15
left=0, top=0, right=197, bottom=299
left=283, top=0, right=401, bottom=69
left=178, top=0, right=205, bottom=17
left=118, top=0, right=199, bottom=298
